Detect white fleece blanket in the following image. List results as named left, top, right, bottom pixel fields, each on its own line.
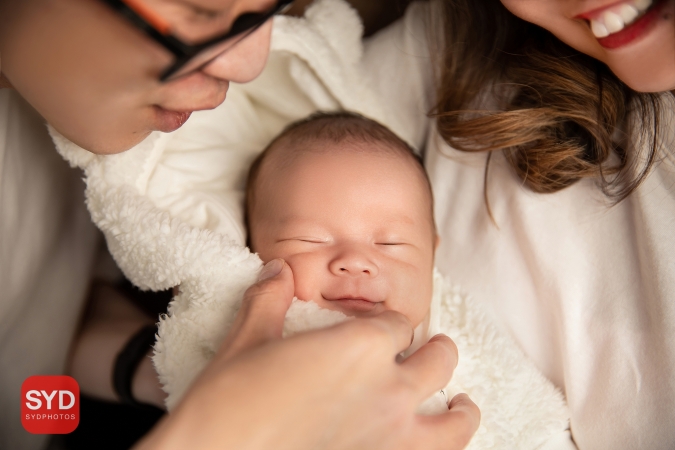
left=50, top=1, right=573, bottom=447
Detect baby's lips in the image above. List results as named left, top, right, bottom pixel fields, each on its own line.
left=325, top=298, right=381, bottom=314
left=322, top=293, right=381, bottom=303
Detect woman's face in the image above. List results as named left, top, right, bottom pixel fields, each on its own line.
left=0, top=0, right=274, bottom=154
left=500, top=0, right=675, bottom=92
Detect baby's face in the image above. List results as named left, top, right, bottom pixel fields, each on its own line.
left=250, top=141, right=436, bottom=327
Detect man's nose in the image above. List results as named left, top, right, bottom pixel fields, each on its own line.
left=200, top=20, right=272, bottom=84
left=328, top=248, right=379, bottom=277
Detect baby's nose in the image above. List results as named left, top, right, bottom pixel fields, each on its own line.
left=329, top=251, right=378, bottom=277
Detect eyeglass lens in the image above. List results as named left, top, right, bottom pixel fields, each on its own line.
left=161, top=29, right=255, bottom=81
left=160, top=0, right=293, bottom=81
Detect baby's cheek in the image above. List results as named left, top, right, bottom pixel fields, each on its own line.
left=284, top=255, right=322, bottom=302
left=397, top=276, right=433, bottom=328
left=293, top=281, right=315, bottom=302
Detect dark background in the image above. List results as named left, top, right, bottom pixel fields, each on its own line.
left=63, top=282, right=170, bottom=450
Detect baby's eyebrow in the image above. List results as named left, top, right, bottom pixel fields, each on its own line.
left=275, top=216, right=326, bottom=227
left=271, top=218, right=330, bottom=233
left=383, top=216, right=416, bottom=226
left=272, top=215, right=421, bottom=235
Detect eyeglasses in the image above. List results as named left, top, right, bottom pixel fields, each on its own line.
left=99, top=0, right=294, bottom=81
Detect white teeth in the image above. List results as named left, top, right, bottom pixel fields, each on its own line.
left=603, top=11, right=625, bottom=32
left=634, top=0, right=653, bottom=11
left=619, top=4, right=639, bottom=22
left=588, top=0, right=654, bottom=39
left=591, top=20, right=610, bottom=38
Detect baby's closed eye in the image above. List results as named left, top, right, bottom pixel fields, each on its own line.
left=277, top=237, right=329, bottom=244
left=374, top=235, right=411, bottom=246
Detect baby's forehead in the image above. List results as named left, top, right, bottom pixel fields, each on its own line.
left=246, top=114, right=435, bottom=234
left=253, top=139, right=433, bottom=219
left=257, top=137, right=430, bottom=194
left=268, top=140, right=426, bottom=202
left=250, top=112, right=420, bottom=181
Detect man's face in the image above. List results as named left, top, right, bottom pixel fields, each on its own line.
left=0, top=0, right=274, bottom=154
left=250, top=142, right=437, bottom=328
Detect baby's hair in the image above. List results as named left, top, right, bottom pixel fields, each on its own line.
left=245, top=111, right=435, bottom=244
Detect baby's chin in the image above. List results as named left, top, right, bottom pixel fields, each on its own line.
left=283, top=298, right=349, bottom=338
left=297, top=297, right=429, bottom=330
left=291, top=298, right=429, bottom=355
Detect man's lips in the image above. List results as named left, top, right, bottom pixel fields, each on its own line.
left=152, top=73, right=230, bottom=133
left=153, top=106, right=192, bottom=133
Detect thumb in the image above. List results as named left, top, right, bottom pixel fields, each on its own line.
left=242, top=258, right=295, bottom=336
left=412, top=393, right=480, bottom=450
left=216, top=259, right=295, bottom=362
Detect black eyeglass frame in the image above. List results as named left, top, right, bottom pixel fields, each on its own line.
left=99, top=0, right=294, bottom=81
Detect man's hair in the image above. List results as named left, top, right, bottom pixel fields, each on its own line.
left=245, top=111, right=435, bottom=240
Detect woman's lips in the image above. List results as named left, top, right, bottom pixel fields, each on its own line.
left=597, top=0, right=666, bottom=48
left=577, top=0, right=670, bottom=49
left=153, top=106, right=192, bottom=133
left=576, top=0, right=653, bottom=20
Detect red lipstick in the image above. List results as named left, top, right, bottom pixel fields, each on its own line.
left=597, top=0, right=669, bottom=49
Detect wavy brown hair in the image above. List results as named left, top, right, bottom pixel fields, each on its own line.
left=431, top=0, right=673, bottom=202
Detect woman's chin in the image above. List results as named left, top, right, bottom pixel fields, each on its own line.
left=610, top=62, right=675, bottom=93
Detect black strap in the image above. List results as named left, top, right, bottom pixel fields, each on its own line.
left=113, top=324, right=157, bottom=408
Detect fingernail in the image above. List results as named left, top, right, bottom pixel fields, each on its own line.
left=449, top=393, right=468, bottom=407
left=258, top=259, right=283, bottom=281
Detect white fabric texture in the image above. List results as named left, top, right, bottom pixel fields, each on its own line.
left=362, top=3, right=675, bottom=449
left=50, top=0, right=572, bottom=448
left=0, top=89, right=99, bottom=450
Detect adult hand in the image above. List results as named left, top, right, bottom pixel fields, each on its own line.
left=135, top=259, right=480, bottom=450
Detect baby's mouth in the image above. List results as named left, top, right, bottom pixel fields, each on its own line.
left=579, top=0, right=662, bottom=38
left=322, top=295, right=382, bottom=313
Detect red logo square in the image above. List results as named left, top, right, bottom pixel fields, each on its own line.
left=21, top=376, right=80, bottom=434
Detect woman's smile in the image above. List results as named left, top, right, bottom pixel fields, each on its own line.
left=501, top=0, right=675, bottom=90
left=576, top=0, right=671, bottom=48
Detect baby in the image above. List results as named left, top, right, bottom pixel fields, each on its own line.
left=245, top=111, right=438, bottom=345
left=48, top=1, right=572, bottom=442
left=239, top=113, right=575, bottom=448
